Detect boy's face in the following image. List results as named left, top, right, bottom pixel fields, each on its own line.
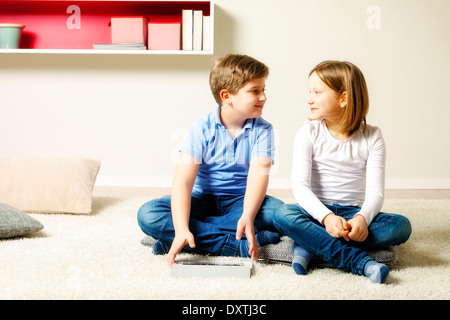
left=228, top=77, right=267, bottom=119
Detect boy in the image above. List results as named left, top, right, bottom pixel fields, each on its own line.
left=137, top=54, right=283, bottom=265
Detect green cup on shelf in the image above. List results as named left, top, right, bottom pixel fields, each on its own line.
left=0, top=23, right=25, bottom=49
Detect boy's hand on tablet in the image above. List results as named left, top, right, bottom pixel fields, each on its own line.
left=167, top=231, right=196, bottom=266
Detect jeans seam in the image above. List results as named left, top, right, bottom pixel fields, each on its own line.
left=221, top=234, right=239, bottom=257
left=369, top=214, right=395, bottom=232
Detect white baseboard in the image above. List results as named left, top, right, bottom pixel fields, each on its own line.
left=95, top=176, right=450, bottom=190
left=95, top=176, right=173, bottom=188
left=384, top=179, right=450, bottom=189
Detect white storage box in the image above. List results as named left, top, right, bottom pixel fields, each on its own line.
left=171, top=260, right=252, bottom=278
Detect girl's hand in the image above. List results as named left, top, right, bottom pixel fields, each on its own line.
left=347, top=215, right=369, bottom=242
left=322, top=213, right=350, bottom=241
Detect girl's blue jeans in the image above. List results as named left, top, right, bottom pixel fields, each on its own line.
left=137, top=192, right=284, bottom=257
left=273, top=203, right=412, bottom=275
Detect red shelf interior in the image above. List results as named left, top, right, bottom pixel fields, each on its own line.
left=0, top=1, right=210, bottom=49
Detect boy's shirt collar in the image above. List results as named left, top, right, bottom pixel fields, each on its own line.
left=214, top=105, right=254, bottom=131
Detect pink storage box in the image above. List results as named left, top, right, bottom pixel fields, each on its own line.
left=148, top=23, right=181, bottom=50
left=111, top=17, right=148, bottom=44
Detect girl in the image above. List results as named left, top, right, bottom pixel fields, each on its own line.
left=273, top=61, right=412, bottom=283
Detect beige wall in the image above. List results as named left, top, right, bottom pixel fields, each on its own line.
left=1, top=0, right=449, bottom=188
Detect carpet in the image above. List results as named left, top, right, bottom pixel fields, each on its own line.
left=0, top=197, right=449, bottom=300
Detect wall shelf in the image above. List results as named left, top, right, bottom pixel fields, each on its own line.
left=0, top=0, right=214, bottom=55
left=0, top=48, right=213, bottom=54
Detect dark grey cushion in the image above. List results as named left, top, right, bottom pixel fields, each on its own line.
left=0, top=203, right=44, bottom=238
left=141, top=236, right=157, bottom=247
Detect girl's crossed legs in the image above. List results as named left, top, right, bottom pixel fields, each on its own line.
left=273, top=203, right=411, bottom=277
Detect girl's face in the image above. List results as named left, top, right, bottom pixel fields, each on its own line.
left=307, top=72, right=343, bottom=122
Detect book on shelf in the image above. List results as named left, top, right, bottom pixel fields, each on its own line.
left=193, top=10, right=203, bottom=51
left=93, top=43, right=146, bottom=50
left=182, top=9, right=193, bottom=50
left=182, top=9, right=210, bottom=51
left=202, top=15, right=211, bottom=51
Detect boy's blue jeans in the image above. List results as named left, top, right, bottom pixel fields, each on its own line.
left=273, top=203, right=412, bottom=275
left=137, top=192, right=284, bottom=257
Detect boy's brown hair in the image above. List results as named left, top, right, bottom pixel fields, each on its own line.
left=310, top=60, right=369, bottom=136
left=209, top=54, right=269, bottom=105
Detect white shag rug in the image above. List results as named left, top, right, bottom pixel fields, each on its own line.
left=1, top=197, right=449, bottom=300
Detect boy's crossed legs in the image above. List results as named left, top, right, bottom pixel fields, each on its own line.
left=137, top=192, right=283, bottom=258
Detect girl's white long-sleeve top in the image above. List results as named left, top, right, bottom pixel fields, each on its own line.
left=291, top=119, right=386, bottom=226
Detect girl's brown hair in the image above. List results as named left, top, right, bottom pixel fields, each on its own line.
left=310, top=60, right=369, bottom=136
left=209, top=54, right=269, bottom=105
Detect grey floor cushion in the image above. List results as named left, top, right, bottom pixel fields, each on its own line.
left=258, top=236, right=399, bottom=269
left=0, top=203, right=44, bottom=239
left=141, top=235, right=399, bottom=269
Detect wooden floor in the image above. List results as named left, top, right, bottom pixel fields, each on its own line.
left=93, top=187, right=450, bottom=199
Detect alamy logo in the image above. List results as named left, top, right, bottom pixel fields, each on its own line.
left=66, top=5, right=81, bottom=30
left=366, top=5, right=381, bottom=30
